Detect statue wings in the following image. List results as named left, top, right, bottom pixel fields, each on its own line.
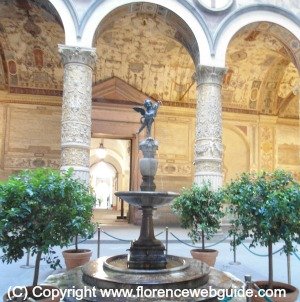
left=133, top=106, right=145, bottom=116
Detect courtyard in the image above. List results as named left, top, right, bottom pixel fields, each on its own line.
left=0, top=0, right=300, bottom=301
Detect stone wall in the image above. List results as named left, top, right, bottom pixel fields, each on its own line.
left=0, top=100, right=298, bottom=225
left=0, top=102, right=61, bottom=180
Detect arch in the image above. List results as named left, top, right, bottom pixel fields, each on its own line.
left=80, top=0, right=212, bottom=65
left=214, top=5, right=300, bottom=67
left=90, top=160, right=117, bottom=178
left=90, top=153, right=123, bottom=175
left=224, top=124, right=250, bottom=149
left=90, top=160, right=118, bottom=208
left=48, top=0, right=77, bottom=45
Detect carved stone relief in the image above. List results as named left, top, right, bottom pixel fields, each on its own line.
left=5, top=156, right=60, bottom=169
left=194, top=65, right=226, bottom=189
left=61, top=147, right=90, bottom=167
left=61, top=122, right=91, bottom=147
left=59, top=46, right=96, bottom=184
left=157, top=163, right=192, bottom=176
left=259, top=125, right=274, bottom=171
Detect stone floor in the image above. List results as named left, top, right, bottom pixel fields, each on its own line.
left=1, top=222, right=299, bottom=301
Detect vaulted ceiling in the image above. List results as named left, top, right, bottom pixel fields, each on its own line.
left=94, top=3, right=197, bottom=106
left=224, top=22, right=300, bottom=118
left=0, top=1, right=298, bottom=119
left=0, top=0, right=64, bottom=95
left=95, top=8, right=300, bottom=118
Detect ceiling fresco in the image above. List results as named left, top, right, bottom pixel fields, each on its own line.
left=96, top=10, right=299, bottom=118
left=0, top=1, right=298, bottom=119
left=224, top=22, right=300, bottom=118
left=94, top=3, right=197, bottom=106
left=0, top=0, right=64, bottom=95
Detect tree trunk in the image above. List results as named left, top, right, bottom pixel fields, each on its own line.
left=201, top=229, right=205, bottom=250
left=33, top=250, right=42, bottom=286
left=268, top=241, right=273, bottom=289
left=75, top=235, right=78, bottom=251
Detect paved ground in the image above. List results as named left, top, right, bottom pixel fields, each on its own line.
left=1, top=222, right=299, bottom=301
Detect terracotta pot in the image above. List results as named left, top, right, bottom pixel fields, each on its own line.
left=190, top=248, right=218, bottom=267
left=3, top=285, right=61, bottom=302
left=252, top=281, right=299, bottom=302
left=62, top=249, right=92, bottom=270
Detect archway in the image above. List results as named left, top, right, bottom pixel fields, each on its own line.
left=90, top=137, right=131, bottom=223
left=90, top=3, right=201, bottom=225
left=223, top=21, right=300, bottom=179
left=90, top=161, right=117, bottom=209
left=81, top=0, right=210, bottom=64
left=214, top=6, right=300, bottom=66
left=92, top=3, right=199, bottom=103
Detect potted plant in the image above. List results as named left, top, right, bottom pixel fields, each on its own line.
left=172, top=183, right=225, bottom=266
left=62, top=234, right=94, bottom=270
left=0, top=168, right=96, bottom=301
left=223, top=169, right=300, bottom=302
left=61, top=176, right=96, bottom=270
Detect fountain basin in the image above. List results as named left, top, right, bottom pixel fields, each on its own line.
left=45, top=265, right=244, bottom=302
left=82, top=255, right=210, bottom=291
left=115, top=191, right=178, bottom=207
left=103, top=254, right=189, bottom=274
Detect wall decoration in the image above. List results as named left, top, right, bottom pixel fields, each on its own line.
left=0, top=0, right=64, bottom=96
left=0, top=2, right=298, bottom=118
left=259, top=126, right=274, bottom=171
left=225, top=22, right=300, bottom=117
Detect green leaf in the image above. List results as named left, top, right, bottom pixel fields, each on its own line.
left=0, top=168, right=96, bottom=284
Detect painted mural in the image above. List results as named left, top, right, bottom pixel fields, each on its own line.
left=0, top=1, right=298, bottom=120
left=95, top=4, right=196, bottom=105
left=0, top=0, right=64, bottom=95
left=225, top=22, right=300, bottom=118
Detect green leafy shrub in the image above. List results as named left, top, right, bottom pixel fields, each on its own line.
left=223, top=169, right=300, bottom=288
left=172, top=183, right=224, bottom=249
left=0, top=168, right=96, bottom=286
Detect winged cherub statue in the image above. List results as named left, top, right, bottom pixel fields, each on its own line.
left=133, top=99, right=161, bottom=137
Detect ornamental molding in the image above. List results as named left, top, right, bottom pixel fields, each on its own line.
left=58, top=45, right=97, bottom=69
left=194, top=65, right=227, bottom=86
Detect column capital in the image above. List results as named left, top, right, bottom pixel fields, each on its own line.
left=194, top=65, right=227, bottom=86
left=58, top=44, right=97, bottom=69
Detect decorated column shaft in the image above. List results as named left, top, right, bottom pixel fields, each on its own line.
left=194, top=65, right=226, bottom=190
left=58, top=45, right=96, bottom=185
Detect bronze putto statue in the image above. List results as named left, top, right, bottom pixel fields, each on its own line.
left=133, top=99, right=161, bottom=137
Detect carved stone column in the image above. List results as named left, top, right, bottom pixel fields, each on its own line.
left=194, top=65, right=227, bottom=190
left=58, top=45, right=96, bottom=185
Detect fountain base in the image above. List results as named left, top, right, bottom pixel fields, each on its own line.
left=128, top=240, right=166, bottom=269
left=44, top=256, right=243, bottom=302
left=82, top=255, right=210, bottom=295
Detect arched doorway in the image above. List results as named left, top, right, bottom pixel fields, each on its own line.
left=90, top=161, right=117, bottom=209
left=90, top=137, right=131, bottom=223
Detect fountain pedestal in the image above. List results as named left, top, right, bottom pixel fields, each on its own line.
left=127, top=206, right=166, bottom=269
left=116, top=137, right=168, bottom=269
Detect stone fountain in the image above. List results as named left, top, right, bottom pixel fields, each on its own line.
left=48, top=99, right=243, bottom=301
left=81, top=100, right=212, bottom=298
